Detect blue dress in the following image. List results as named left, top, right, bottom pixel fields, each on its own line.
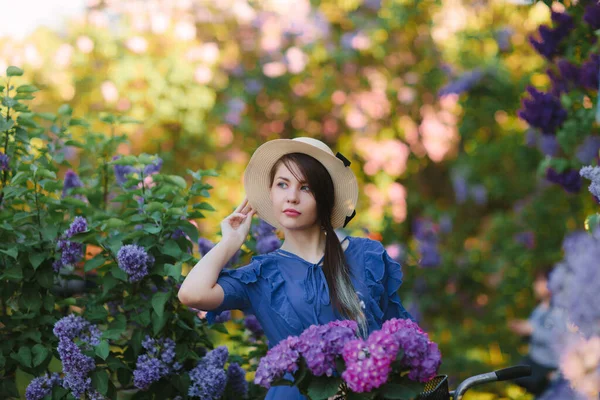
left=206, top=236, right=413, bottom=400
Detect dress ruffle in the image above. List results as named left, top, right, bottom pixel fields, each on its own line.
left=363, top=239, right=407, bottom=325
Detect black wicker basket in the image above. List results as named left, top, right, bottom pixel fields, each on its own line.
left=416, top=375, right=450, bottom=400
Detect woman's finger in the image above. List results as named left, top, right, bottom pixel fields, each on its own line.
left=234, top=197, right=248, bottom=213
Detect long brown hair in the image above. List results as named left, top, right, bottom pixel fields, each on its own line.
left=270, top=153, right=367, bottom=335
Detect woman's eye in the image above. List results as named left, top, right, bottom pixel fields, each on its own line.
left=301, top=185, right=310, bottom=191
left=277, top=182, right=287, bottom=188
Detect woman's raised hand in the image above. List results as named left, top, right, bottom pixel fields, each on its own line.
left=220, top=197, right=256, bottom=246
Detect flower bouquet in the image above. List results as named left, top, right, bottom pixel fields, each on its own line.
left=254, top=318, right=442, bottom=400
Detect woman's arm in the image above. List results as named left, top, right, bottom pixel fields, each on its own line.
left=178, top=197, right=255, bottom=310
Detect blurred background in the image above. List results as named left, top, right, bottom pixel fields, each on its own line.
left=2, top=0, right=598, bottom=398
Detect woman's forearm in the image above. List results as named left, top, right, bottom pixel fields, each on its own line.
left=177, top=237, right=241, bottom=306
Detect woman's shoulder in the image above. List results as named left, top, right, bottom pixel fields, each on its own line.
left=346, top=235, right=386, bottom=251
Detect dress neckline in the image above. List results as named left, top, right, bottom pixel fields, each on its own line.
left=274, top=236, right=352, bottom=266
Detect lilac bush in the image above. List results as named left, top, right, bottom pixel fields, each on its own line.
left=117, top=244, right=154, bottom=282
left=133, top=336, right=182, bottom=390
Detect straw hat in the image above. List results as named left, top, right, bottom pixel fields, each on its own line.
left=243, top=137, right=358, bottom=230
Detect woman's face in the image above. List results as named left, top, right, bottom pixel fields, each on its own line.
left=269, top=162, right=319, bottom=231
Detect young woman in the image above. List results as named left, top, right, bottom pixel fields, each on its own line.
left=178, top=137, right=413, bottom=399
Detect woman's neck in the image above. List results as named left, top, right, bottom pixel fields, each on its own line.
left=280, top=226, right=327, bottom=263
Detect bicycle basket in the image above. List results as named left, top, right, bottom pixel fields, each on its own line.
left=416, top=375, right=450, bottom=400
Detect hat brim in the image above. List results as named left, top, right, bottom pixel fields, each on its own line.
left=243, top=139, right=358, bottom=230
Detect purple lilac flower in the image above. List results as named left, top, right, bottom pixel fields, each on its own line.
left=518, top=87, right=567, bottom=135
left=256, top=234, right=281, bottom=254
left=143, top=157, right=163, bottom=175
left=117, top=244, right=154, bottom=282
left=198, top=237, right=240, bottom=267
left=213, top=310, right=231, bottom=323
left=514, top=231, right=536, bottom=250
left=529, top=11, right=574, bottom=59
left=438, top=68, right=484, bottom=97
left=188, top=347, right=230, bottom=399
left=495, top=27, right=513, bottom=52
left=25, top=373, right=62, bottom=400
left=244, top=314, right=264, bottom=339
left=580, top=166, right=600, bottom=201
left=113, top=156, right=138, bottom=186
left=296, top=322, right=357, bottom=376
left=547, top=68, right=570, bottom=96
left=470, top=184, right=488, bottom=205
left=62, top=169, right=84, bottom=198
left=558, top=59, right=580, bottom=86
left=0, top=152, right=9, bottom=171
left=341, top=338, right=392, bottom=392
left=227, top=363, right=249, bottom=397
left=539, top=134, right=560, bottom=156
left=413, top=219, right=441, bottom=268
left=57, top=338, right=96, bottom=398
left=580, top=54, right=600, bottom=91
left=576, top=136, right=600, bottom=164
left=546, top=168, right=582, bottom=193
left=53, top=314, right=101, bottom=347
left=54, top=217, right=88, bottom=272
left=254, top=336, right=301, bottom=389
left=451, top=172, right=469, bottom=204
left=134, top=336, right=181, bottom=390
left=584, top=4, right=600, bottom=30
left=252, top=219, right=277, bottom=238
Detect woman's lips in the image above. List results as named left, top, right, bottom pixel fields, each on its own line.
left=283, top=210, right=301, bottom=216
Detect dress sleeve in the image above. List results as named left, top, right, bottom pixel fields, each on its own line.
left=364, top=239, right=414, bottom=322
left=205, top=260, right=260, bottom=323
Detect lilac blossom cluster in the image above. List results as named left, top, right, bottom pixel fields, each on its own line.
left=133, top=336, right=182, bottom=390
left=188, top=346, right=248, bottom=399
left=244, top=314, right=264, bottom=340
left=580, top=166, right=600, bottom=202
left=62, top=169, right=85, bottom=200
left=517, top=86, right=567, bottom=136
left=113, top=155, right=163, bottom=187
left=0, top=152, right=9, bottom=171
left=438, top=68, right=484, bottom=97
left=25, top=373, right=62, bottom=400
left=253, top=219, right=281, bottom=254
left=213, top=310, right=231, bottom=323
left=117, top=244, right=154, bottom=282
left=545, top=167, right=582, bottom=194
left=450, top=169, right=488, bottom=206
left=528, top=10, right=574, bottom=60
left=52, top=315, right=103, bottom=399
left=53, top=217, right=88, bottom=272
left=413, top=218, right=441, bottom=268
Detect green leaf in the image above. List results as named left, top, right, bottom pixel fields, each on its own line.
left=37, top=266, right=54, bottom=289
left=0, top=118, right=14, bottom=131
left=111, top=265, right=128, bottom=282
left=100, top=113, right=117, bottom=124
left=84, top=256, right=106, bottom=272
left=13, top=346, right=32, bottom=368
left=585, top=213, right=600, bottom=233
left=34, top=112, right=56, bottom=121
left=152, top=310, right=169, bottom=335
left=193, top=202, right=215, bottom=211
left=69, top=118, right=90, bottom=127
left=307, top=376, right=343, bottom=400
left=165, top=175, right=187, bottom=189
left=14, top=93, right=34, bottom=100
left=31, top=344, right=49, bottom=367
left=161, top=240, right=182, bottom=258
left=2, top=264, right=22, bottom=280
left=102, top=274, right=119, bottom=296
left=20, top=286, right=42, bottom=312
left=17, top=115, right=39, bottom=128
left=178, top=220, right=199, bottom=244
left=0, top=247, right=18, bottom=259
left=57, top=104, right=73, bottom=116
left=91, top=370, right=109, bottom=396
left=165, top=263, right=182, bottom=281
left=151, top=291, right=171, bottom=318
left=95, top=340, right=110, bottom=360
left=6, top=66, right=24, bottom=76
left=28, top=252, right=46, bottom=270
left=86, top=304, right=108, bottom=321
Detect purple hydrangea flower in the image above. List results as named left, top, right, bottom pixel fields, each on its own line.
left=296, top=322, right=357, bottom=376
left=438, top=69, right=484, bottom=97
left=188, top=347, right=230, bottom=399
left=580, top=166, right=600, bottom=201
left=25, top=373, right=62, bottom=400
left=256, top=234, right=282, bottom=254
left=584, top=4, right=600, bottom=30
left=0, top=152, right=9, bottom=171
left=213, top=310, right=231, bottom=323
left=254, top=336, right=301, bottom=389
left=54, top=217, right=88, bottom=272
left=518, top=87, right=567, bottom=135
left=62, top=169, right=84, bottom=199
left=341, top=337, right=392, bottom=392
left=244, top=314, right=264, bottom=339
left=227, top=363, right=249, bottom=397
left=117, top=244, right=154, bottom=282
left=546, top=168, right=582, bottom=193
left=133, top=336, right=181, bottom=390
left=580, top=54, right=600, bottom=91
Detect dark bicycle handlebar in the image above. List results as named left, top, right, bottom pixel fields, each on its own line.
left=449, top=365, right=532, bottom=399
